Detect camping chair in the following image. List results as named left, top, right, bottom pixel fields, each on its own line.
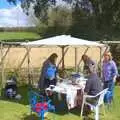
left=28, top=90, right=55, bottom=120
left=81, top=88, right=108, bottom=120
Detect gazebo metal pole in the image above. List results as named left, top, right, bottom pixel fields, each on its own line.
left=75, top=47, right=77, bottom=72
left=0, top=46, right=10, bottom=65
left=17, top=47, right=31, bottom=70
left=99, top=45, right=109, bottom=78
left=57, top=47, right=69, bottom=67
left=77, top=47, right=89, bottom=72
left=26, top=44, right=31, bottom=88
left=99, top=47, right=102, bottom=78
left=0, top=42, right=4, bottom=89
left=62, top=46, right=65, bottom=77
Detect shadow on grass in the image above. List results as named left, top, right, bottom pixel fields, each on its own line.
left=22, top=109, right=94, bottom=120
left=23, top=113, right=52, bottom=120
left=23, top=114, right=39, bottom=120
left=83, top=116, right=94, bottom=120
left=69, top=107, right=81, bottom=116
left=0, top=85, right=93, bottom=119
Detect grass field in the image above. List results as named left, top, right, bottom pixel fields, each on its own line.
left=0, top=85, right=120, bottom=120
left=0, top=32, right=40, bottom=41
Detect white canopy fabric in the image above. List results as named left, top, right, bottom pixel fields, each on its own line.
left=21, top=35, right=104, bottom=47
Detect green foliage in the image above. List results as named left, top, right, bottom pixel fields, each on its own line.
left=48, top=6, right=72, bottom=27
left=110, top=44, right=120, bottom=67
left=7, top=70, right=18, bottom=79
left=36, top=6, right=72, bottom=37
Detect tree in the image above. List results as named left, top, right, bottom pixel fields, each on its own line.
left=48, top=6, right=72, bottom=27
left=8, top=0, right=94, bottom=38
left=8, top=0, right=56, bottom=23
left=8, top=0, right=120, bottom=39
left=35, top=6, right=72, bottom=37
left=8, top=0, right=120, bottom=27
left=110, top=44, right=120, bottom=67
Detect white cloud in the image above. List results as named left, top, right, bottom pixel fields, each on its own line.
left=0, top=4, right=34, bottom=27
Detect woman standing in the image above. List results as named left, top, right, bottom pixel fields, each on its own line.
left=38, top=53, right=58, bottom=91
left=102, top=52, right=118, bottom=101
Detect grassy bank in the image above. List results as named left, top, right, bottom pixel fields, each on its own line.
left=0, top=32, right=40, bottom=42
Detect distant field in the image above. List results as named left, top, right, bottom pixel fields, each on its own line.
left=0, top=32, right=41, bottom=41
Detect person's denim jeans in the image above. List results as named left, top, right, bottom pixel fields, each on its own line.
left=104, top=80, right=114, bottom=103
left=104, top=80, right=114, bottom=93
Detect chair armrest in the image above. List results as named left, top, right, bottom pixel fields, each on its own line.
left=84, top=95, right=98, bottom=99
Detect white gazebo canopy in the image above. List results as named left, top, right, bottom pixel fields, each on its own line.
left=21, top=35, right=104, bottom=47
left=21, top=35, right=106, bottom=78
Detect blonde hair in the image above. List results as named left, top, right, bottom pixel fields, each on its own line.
left=104, top=51, right=112, bottom=60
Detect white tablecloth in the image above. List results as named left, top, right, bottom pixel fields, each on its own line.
left=46, top=79, right=87, bottom=109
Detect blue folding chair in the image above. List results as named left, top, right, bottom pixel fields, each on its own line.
left=28, top=90, right=55, bottom=120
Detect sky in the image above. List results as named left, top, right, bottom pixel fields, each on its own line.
left=0, top=0, right=70, bottom=27
left=0, top=0, right=15, bottom=9
left=0, top=0, right=32, bottom=27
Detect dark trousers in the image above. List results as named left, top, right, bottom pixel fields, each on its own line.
left=104, top=80, right=114, bottom=102
left=45, top=78, right=56, bottom=88
left=40, top=79, right=56, bottom=98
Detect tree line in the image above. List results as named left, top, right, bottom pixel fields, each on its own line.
left=7, top=0, right=120, bottom=41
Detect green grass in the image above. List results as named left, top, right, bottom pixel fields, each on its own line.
left=0, top=100, right=29, bottom=120
left=0, top=86, right=120, bottom=120
left=0, top=32, right=41, bottom=42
